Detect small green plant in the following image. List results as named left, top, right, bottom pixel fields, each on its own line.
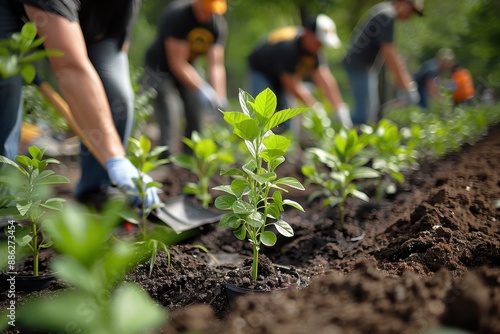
left=170, top=131, right=234, bottom=208
left=302, top=129, right=380, bottom=224
left=11, top=201, right=166, bottom=333
left=362, top=119, right=418, bottom=201
left=0, top=146, right=69, bottom=276
left=0, top=22, right=62, bottom=83
left=124, top=135, right=171, bottom=275
left=214, top=88, right=306, bottom=281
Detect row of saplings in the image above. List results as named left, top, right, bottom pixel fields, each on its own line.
left=1, top=88, right=498, bottom=333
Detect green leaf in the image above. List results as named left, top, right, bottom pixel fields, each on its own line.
left=349, top=189, right=370, bottom=202
left=214, top=195, right=236, bottom=210
left=260, top=230, right=277, bottom=246
left=274, top=177, right=305, bottom=190
left=230, top=179, right=249, bottom=197
left=246, top=211, right=264, bottom=228
left=253, top=88, right=277, bottom=126
left=20, top=64, right=36, bottom=83
left=283, top=199, right=305, bottom=212
left=110, top=283, right=166, bottom=334
left=28, top=145, right=43, bottom=160
left=265, top=107, right=307, bottom=132
left=170, top=154, right=195, bottom=170
left=232, top=200, right=253, bottom=215
left=35, top=174, right=70, bottom=185
left=238, top=89, right=256, bottom=118
left=350, top=167, right=380, bottom=180
left=139, top=135, right=152, bottom=153
left=195, top=139, right=217, bottom=160
left=16, top=200, right=32, bottom=217
left=274, top=219, right=294, bottom=237
left=13, top=155, right=30, bottom=168
left=218, top=213, right=240, bottom=228
left=233, top=225, right=247, bottom=240
left=222, top=111, right=253, bottom=128
left=212, top=185, right=234, bottom=195
left=233, top=118, right=261, bottom=141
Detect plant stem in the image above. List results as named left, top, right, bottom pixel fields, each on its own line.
left=32, top=222, right=39, bottom=276
left=252, top=240, right=259, bottom=281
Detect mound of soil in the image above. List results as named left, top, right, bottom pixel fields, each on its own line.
left=2, top=123, right=500, bottom=334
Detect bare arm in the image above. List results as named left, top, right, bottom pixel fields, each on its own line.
left=165, top=37, right=204, bottom=90
left=25, top=6, right=125, bottom=163
left=381, top=43, right=414, bottom=91
left=280, top=72, right=317, bottom=107
left=312, top=65, right=344, bottom=110
left=206, top=44, right=226, bottom=100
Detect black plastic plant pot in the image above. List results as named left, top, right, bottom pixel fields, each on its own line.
left=1, top=272, right=55, bottom=293
left=224, top=265, right=301, bottom=305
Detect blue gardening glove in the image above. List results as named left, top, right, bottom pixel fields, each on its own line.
left=197, top=82, right=219, bottom=110
left=105, top=156, right=160, bottom=209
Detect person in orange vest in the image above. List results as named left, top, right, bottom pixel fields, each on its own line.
left=451, top=64, right=475, bottom=108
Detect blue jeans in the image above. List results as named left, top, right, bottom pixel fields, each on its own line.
left=143, top=67, right=206, bottom=154
left=343, top=63, right=379, bottom=125
left=417, top=83, right=429, bottom=110
left=75, top=39, right=134, bottom=197
left=248, top=70, right=288, bottom=111
left=0, top=2, right=134, bottom=198
left=0, top=0, right=24, bottom=160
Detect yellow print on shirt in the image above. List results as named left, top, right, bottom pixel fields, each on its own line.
left=297, top=55, right=316, bottom=78
left=188, top=28, right=214, bottom=61
left=267, top=27, right=299, bottom=44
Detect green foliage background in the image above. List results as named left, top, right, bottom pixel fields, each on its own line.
left=127, top=0, right=498, bottom=100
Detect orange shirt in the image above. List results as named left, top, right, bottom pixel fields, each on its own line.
left=452, top=68, right=475, bottom=103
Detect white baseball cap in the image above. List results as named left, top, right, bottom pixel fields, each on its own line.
left=311, top=14, right=341, bottom=49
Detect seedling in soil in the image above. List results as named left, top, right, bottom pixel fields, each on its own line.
left=124, top=135, right=170, bottom=275
left=214, top=88, right=306, bottom=281
left=170, top=131, right=234, bottom=208
left=0, top=146, right=69, bottom=276
left=14, top=201, right=166, bottom=334
left=302, top=128, right=379, bottom=224
left=362, top=119, right=417, bottom=201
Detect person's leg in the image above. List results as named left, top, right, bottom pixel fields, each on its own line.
left=366, top=68, right=380, bottom=125
left=0, top=2, right=24, bottom=160
left=179, top=81, right=202, bottom=152
left=417, top=83, right=428, bottom=110
left=153, top=77, right=183, bottom=153
left=75, top=38, right=134, bottom=198
left=344, top=65, right=370, bottom=125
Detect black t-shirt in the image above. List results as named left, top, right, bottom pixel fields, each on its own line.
left=343, top=2, right=395, bottom=69
left=248, top=26, right=324, bottom=91
left=144, top=0, right=228, bottom=74
left=11, top=0, right=140, bottom=47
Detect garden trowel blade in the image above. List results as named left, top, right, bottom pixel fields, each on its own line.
left=148, top=196, right=223, bottom=234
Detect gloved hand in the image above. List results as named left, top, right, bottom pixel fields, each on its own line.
left=105, top=156, right=160, bottom=209
left=197, top=82, right=220, bottom=110
left=335, top=103, right=353, bottom=129
left=400, top=82, right=420, bottom=105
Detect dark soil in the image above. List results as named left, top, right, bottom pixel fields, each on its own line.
left=3, top=123, right=500, bottom=333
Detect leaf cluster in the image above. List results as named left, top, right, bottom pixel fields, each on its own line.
left=214, top=88, right=306, bottom=280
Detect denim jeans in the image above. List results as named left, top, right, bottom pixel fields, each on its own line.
left=248, top=70, right=288, bottom=111
left=343, top=63, right=380, bottom=125
left=0, top=0, right=24, bottom=160
left=144, top=66, right=212, bottom=154
left=0, top=1, right=134, bottom=198
left=75, top=39, right=134, bottom=197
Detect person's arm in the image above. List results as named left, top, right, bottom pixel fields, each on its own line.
left=25, top=6, right=159, bottom=208
left=280, top=72, right=317, bottom=106
left=165, top=37, right=204, bottom=90
left=206, top=44, right=226, bottom=101
left=312, top=65, right=344, bottom=109
left=380, top=43, right=414, bottom=91
left=24, top=6, right=125, bottom=162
